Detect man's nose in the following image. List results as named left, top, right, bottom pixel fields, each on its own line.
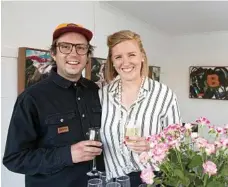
left=69, top=46, right=78, bottom=56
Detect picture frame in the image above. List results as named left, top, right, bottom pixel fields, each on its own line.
left=18, top=47, right=53, bottom=94
left=85, top=57, right=107, bottom=88
left=189, top=66, right=228, bottom=100
left=148, top=66, right=160, bottom=82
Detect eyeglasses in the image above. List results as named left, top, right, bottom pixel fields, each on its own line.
left=56, top=42, right=89, bottom=55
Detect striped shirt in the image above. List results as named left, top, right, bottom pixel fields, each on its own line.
left=98, top=76, right=181, bottom=179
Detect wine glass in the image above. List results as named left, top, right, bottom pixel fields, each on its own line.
left=99, top=171, right=113, bottom=186
left=116, top=175, right=131, bottom=187
left=105, top=182, right=121, bottom=187
left=87, top=127, right=102, bottom=177
left=125, top=125, right=141, bottom=142
left=87, top=178, right=103, bottom=187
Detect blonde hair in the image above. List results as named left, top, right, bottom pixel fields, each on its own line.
left=105, top=30, right=149, bottom=83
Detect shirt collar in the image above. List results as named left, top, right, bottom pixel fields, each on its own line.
left=50, top=67, right=88, bottom=88
left=108, top=76, right=150, bottom=93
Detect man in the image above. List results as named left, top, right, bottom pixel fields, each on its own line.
left=3, top=23, right=104, bottom=187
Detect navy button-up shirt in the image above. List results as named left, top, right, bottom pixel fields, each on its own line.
left=3, top=67, right=104, bottom=187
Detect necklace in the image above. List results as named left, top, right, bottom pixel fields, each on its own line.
left=117, top=76, right=145, bottom=172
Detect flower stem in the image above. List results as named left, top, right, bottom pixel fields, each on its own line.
left=175, top=148, right=184, bottom=171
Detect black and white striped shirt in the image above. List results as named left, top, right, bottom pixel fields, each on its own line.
left=98, top=76, right=181, bottom=179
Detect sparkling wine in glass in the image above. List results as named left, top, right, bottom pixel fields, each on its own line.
left=125, top=125, right=140, bottom=142
left=87, top=127, right=102, bottom=177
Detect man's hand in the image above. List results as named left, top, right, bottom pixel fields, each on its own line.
left=71, top=140, right=102, bottom=163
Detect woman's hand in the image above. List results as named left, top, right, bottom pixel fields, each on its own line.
left=124, top=136, right=150, bottom=153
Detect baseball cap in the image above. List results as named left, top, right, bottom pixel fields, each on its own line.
left=52, top=23, right=93, bottom=42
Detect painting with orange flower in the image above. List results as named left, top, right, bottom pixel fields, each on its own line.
left=189, top=66, right=228, bottom=100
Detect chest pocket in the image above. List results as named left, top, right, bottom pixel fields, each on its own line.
left=45, top=111, right=82, bottom=146
left=90, top=105, right=102, bottom=128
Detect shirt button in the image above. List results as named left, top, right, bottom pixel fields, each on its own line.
left=82, top=114, right=85, bottom=118
left=60, top=118, right=64, bottom=122
left=74, top=83, right=77, bottom=87
left=78, top=97, right=81, bottom=100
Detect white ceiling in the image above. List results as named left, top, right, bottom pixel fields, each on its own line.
left=106, top=1, right=228, bottom=36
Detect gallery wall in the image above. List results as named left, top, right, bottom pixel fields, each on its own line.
left=159, top=32, right=228, bottom=125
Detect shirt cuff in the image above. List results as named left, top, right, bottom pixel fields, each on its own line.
left=58, top=145, right=74, bottom=166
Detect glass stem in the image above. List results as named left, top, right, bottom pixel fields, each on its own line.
left=92, top=157, right=97, bottom=171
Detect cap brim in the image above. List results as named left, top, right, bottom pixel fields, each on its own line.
left=53, top=27, right=93, bottom=42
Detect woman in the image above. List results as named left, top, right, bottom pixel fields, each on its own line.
left=99, top=30, right=181, bottom=186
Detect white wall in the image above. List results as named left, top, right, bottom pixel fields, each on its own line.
left=1, top=2, right=167, bottom=187
left=159, top=32, right=228, bottom=125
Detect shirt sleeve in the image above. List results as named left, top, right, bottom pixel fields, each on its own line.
left=163, top=93, right=182, bottom=128
left=2, top=93, right=74, bottom=175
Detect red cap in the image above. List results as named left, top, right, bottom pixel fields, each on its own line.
left=53, top=23, right=93, bottom=42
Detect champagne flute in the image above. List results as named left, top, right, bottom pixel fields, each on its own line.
left=87, top=178, right=103, bottom=187
left=87, top=127, right=102, bottom=177
left=99, top=171, right=113, bottom=186
left=116, top=175, right=131, bottom=187
left=106, top=182, right=121, bottom=187
left=125, top=125, right=140, bottom=142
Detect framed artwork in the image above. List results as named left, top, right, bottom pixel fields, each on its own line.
left=148, top=66, right=160, bottom=82
left=85, top=57, right=107, bottom=88
left=18, top=47, right=53, bottom=94
left=189, top=66, right=228, bottom=100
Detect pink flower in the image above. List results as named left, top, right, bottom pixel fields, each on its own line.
left=195, top=137, right=208, bottom=149
left=214, top=141, right=223, bottom=149
left=220, top=138, right=228, bottom=149
left=205, top=143, right=216, bottom=155
left=151, top=143, right=169, bottom=163
left=196, top=117, right=210, bottom=126
left=208, top=125, right=216, bottom=134
left=185, top=123, right=193, bottom=130
left=168, top=139, right=181, bottom=150
left=215, top=127, right=224, bottom=134
left=223, top=124, right=228, bottom=135
left=139, top=152, right=150, bottom=165
left=191, top=132, right=198, bottom=139
left=147, top=134, right=161, bottom=148
left=140, top=167, right=155, bottom=184
left=203, top=161, right=217, bottom=177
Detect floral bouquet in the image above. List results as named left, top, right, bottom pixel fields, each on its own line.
left=139, top=117, right=228, bottom=187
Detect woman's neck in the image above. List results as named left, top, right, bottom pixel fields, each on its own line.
left=119, top=76, right=144, bottom=110
left=121, top=77, right=143, bottom=93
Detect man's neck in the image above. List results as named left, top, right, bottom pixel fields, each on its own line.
left=57, top=70, right=81, bottom=82
left=66, top=75, right=81, bottom=82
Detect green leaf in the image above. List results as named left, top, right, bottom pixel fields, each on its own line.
left=207, top=181, right=224, bottom=187
left=174, top=169, right=185, bottom=180
left=153, top=178, right=162, bottom=185
left=164, top=177, right=179, bottom=186
left=220, top=164, right=228, bottom=176
left=194, top=177, right=203, bottom=185
left=183, top=176, right=190, bottom=186
left=169, top=149, right=178, bottom=163
left=186, top=172, right=196, bottom=181
left=188, top=155, right=203, bottom=169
